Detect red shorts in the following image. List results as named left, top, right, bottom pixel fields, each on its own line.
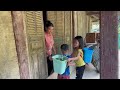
left=57, top=74, right=70, bottom=79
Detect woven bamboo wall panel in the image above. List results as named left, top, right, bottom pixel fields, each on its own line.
left=55, top=11, right=64, bottom=53
left=47, top=11, right=65, bottom=54
left=47, top=11, right=56, bottom=24
left=64, top=11, right=72, bottom=50
left=64, top=11, right=71, bottom=41
left=73, top=11, right=78, bottom=37
left=47, top=11, right=56, bottom=36
left=86, top=15, right=92, bottom=33
left=72, top=11, right=91, bottom=40
left=25, top=11, right=48, bottom=79
left=86, top=16, right=89, bottom=33
left=47, top=11, right=73, bottom=54
left=56, top=11, right=64, bottom=37
left=77, top=11, right=87, bottom=38
left=0, top=11, right=20, bottom=79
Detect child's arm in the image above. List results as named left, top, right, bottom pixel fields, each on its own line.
left=68, top=62, right=75, bottom=66
left=68, top=52, right=81, bottom=62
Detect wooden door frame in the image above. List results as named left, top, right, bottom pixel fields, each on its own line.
left=43, top=11, right=47, bottom=30
left=100, top=11, right=118, bottom=79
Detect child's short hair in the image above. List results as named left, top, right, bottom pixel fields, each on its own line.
left=61, top=44, right=69, bottom=51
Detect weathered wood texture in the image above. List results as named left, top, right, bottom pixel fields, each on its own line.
left=11, top=11, right=30, bottom=79
left=24, top=11, right=48, bottom=79
left=73, top=11, right=92, bottom=38
left=77, top=11, right=87, bottom=38
left=64, top=11, right=73, bottom=51
left=0, top=11, right=20, bottom=79
left=100, top=11, right=118, bottom=79
left=87, top=15, right=92, bottom=33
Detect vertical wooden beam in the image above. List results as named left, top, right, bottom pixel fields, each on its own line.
left=72, top=11, right=75, bottom=38
left=11, top=11, right=30, bottom=79
left=100, top=11, right=118, bottom=79
left=43, top=11, right=47, bottom=30
left=73, top=11, right=78, bottom=37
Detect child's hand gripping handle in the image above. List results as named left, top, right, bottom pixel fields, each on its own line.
left=67, top=58, right=75, bottom=66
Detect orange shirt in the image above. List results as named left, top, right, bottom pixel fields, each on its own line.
left=45, top=32, right=54, bottom=56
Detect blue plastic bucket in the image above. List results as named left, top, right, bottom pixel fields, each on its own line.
left=83, top=48, right=94, bottom=63
left=52, top=55, right=67, bottom=74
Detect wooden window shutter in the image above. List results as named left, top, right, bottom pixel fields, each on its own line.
left=25, top=11, right=48, bottom=79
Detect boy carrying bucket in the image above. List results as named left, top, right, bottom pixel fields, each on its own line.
left=57, top=44, right=75, bottom=79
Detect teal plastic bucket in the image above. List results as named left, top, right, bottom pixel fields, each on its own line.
left=52, top=55, right=67, bottom=74
left=83, top=48, right=94, bottom=63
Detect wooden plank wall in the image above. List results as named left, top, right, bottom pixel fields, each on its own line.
left=73, top=11, right=92, bottom=38
left=0, top=11, right=20, bottom=79
left=77, top=11, right=87, bottom=38
left=47, top=11, right=73, bottom=54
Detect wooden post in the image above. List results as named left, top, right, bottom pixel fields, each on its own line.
left=100, top=11, right=118, bottom=79
left=11, top=11, right=30, bottom=79
left=72, top=11, right=75, bottom=39
left=72, top=11, right=78, bottom=37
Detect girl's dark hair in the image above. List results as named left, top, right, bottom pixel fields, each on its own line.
left=44, top=20, right=54, bottom=32
left=74, top=36, right=84, bottom=49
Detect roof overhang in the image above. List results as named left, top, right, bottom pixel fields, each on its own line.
left=86, top=11, right=100, bottom=22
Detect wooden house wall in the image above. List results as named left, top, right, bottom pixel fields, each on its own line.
left=0, top=11, right=20, bottom=79
left=73, top=11, right=92, bottom=39
left=47, top=11, right=73, bottom=54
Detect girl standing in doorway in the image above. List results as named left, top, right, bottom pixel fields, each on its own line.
left=44, top=20, right=56, bottom=76
left=68, top=36, right=86, bottom=79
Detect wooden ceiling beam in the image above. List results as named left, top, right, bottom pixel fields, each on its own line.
left=86, top=11, right=100, bottom=15
left=91, top=15, right=99, bottom=19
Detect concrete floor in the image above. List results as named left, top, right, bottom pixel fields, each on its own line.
left=70, top=63, right=100, bottom=79
left=47, top=63, right=100, bottom=79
